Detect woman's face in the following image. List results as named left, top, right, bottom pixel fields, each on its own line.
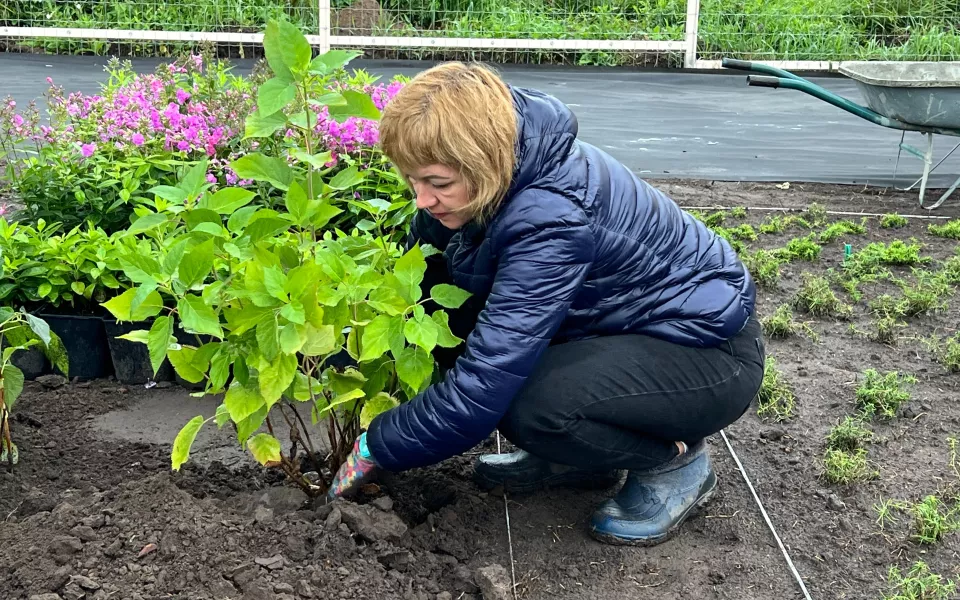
left=407, top=164, right=472, bottom=230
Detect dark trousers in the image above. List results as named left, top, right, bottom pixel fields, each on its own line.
left=423, top=259, right=767, bottom=472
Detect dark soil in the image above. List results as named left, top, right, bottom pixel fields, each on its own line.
left=2, top=181, right=960, bottom=600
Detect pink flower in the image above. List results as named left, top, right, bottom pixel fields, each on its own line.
left=131, top=133, right=145, bottom=146
left=176, top=89, right=191, bottom=104
left=206, top=173, right=217, bottom=184
left=80, top=143, right=97, bottom=158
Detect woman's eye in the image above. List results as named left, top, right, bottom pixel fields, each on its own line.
left=434, top=183, right=450, bottom=190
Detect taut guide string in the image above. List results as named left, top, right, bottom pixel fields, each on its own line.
left=495, top=430, right=519, bottom=600
left=720, top=429, right=813, bottom=600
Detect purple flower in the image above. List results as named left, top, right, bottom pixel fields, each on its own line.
left=206, top=173, right=217, bottom=184
left=131, top=132, right=145, bottom=146
left=80, top=143, right=97, bottom=158
left=176, top=89, right=191, bottom=104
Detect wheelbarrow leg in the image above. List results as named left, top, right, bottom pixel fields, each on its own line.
left=900, top=133, right=934, bottom=207
left=925, top=174, right=960, bottom=211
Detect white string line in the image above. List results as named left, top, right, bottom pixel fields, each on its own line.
left=495, top=430, right=520, bottom=600
left=677, top=205, right=956, bottom=220
left=720, top=429, right=814, bottom=600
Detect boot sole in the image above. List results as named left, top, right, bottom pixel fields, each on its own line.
left=473, top=470, right=623, bottom=495
left=587, top=471, right=718, bottom=547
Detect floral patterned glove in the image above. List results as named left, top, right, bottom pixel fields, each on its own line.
left=327, top=432, right=379, bottom=500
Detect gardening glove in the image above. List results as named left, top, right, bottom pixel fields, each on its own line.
left=327, top=432, right=379, bottom=500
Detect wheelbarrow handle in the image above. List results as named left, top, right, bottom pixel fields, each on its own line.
left=721, top=58, right=754, bottom=71
left=746, top=75, right=781, bottom=89
left=720, top=57, right=807, bottom=82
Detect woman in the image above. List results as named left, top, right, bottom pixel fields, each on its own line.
left=328, top=62, right=766, bottom=546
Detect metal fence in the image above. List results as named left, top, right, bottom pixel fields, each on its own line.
left=1, top=0, right=957, bottom=69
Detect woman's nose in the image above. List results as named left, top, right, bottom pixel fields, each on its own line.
left=415, top=188, right=436, bottom=210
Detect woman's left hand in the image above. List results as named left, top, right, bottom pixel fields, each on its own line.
left=327, top=433, right=379, bottom=500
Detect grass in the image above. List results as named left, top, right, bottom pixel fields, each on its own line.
left=840, top=240, right=929, bottom=299
left=826, top=416, right=873, bottom=453
left=880, top=213, right=909, bottom=229
left=855, top=369, right=916, bottom=419
left=756, top=356, right=795, bottom=422
left=782, top=235, right=822, bottom=261
left=910, top=495, right=960, bottom=544
left=928, top=220, right=960, bottom=240
left=761, top=304, right=816, bottom=340
left=822, top=447, right=873, bottom=484
left=819, top=218, right=867, bottom=243
left=794, top=273, right=852, bottom=318
left=9, top=0, right=959, bottom=63
left=730, top=206, right=747, bottom=219
left=743, top=249, right=785, bottom=288
left=882, top=561, right=958, bottom=600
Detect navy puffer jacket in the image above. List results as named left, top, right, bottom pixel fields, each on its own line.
left=366, top=86, right=756, bottom=472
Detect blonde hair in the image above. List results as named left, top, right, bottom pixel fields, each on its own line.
left=379, top=62, right=518, bottom=223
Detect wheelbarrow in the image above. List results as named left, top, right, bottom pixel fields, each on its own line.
left=722, top=58, right=960, bottom=210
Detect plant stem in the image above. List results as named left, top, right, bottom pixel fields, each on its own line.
left=290, top=403, right=317, bottom=456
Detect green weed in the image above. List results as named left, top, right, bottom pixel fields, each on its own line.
left=690, top=210, right=726, bottom=228
left=756, top=357, right=795, bottom=422
left=826, top=416, right=873, bottom=453
left=822, top=447, right=873, bottom=484
left=882, top=561, right=958, bottom=600
left=793, top=273, right=852, bottom=318
left=880, top=213, right=908, bottom=229
left=898, top=271, right=951, bottom=317
left=760, top=304, right=816, bottom=340
left=910, top=495, right=960, bottom=544
left=804, top=203, right=828, bottom=227
left=940, top=254, right=960, bottom=285
left=730, top=206, right=747, bottom=219
left=855, top=369, right=916, bottom=419
left=927, top=334, right=960, bottom=372
left=782, top=235, right=822, bottom=261
left=759, top=215, right=787, bottom=234
left=928, top=219, right=960, bottom=240
left=819, top=218, right=867, bottom=243
left=726, top=223, right=758, bottom=242
left=743, top=249, right=785, bottom=288
left=874, top=498, right=909, bottom=530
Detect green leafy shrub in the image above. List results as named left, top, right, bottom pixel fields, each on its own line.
left=781, top=234, right=822, bottom=261
left=880, top=213, right=908, bottom=229
left=818, top=218, right=866, bottom=243
left=928, top=219, right=960, bottom=240
left=103, top=21, right=463, bottom=499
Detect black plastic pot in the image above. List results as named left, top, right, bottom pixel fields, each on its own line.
left=41, top=314, right=114, bottom=380
left=103, top=319, right=174, bottom=385
left=8, top=346, right=48, bottom=380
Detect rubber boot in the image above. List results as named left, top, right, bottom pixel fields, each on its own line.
left=473, top=449, right=622, bottom=494
left=588, top=440, right=716, bottom=546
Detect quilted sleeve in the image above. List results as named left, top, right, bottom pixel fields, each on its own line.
left=366, top=197, right=595, bottom=472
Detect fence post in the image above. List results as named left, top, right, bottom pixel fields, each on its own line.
left=318, top=0, right=331, bottom=53
left=683, top=0, right=700, bottom=69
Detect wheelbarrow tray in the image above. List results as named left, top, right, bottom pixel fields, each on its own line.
left=838, top=61, right=960, bottom=129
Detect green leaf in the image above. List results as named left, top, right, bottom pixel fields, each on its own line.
left=279, top=322, right=306, bottom=354
left=367, top=283, right=409, bottom=316
left=247, top=433, right=282, bottom=466
left=237, top=405, right=268, bottom=445
left=177, top=295, right=223, bottom=338
left=148, top=185, right=188, bottom=203
left=226, top=303, right=271, bottom=335
left=180, top=160, right=210, bottom=198
left=318, top=388, right=365, bottom=417
left=23, top=313, right=51, bottom=346
left=148, top=316, right=174, bottom=375
left=300, top=323, right=335, bottom=356
left=432, top=311, right=462, bottom=348
left=230, top=153, right=294, bottom=191
left=259, top=353, right=298, bottom=406
left=263, top=266, right=288, bottom=301
left=263, top=19, right=311, bottom=79
left=360, top=392, right=399, bottom=429
left=2, top=364, right=25, bottom=411
left=395, top=245, right=427, bottom=303
left=361, top=315, right=403, bottom=362
left=396, top=346, right=433, bottom=392
left=209, top=349, right=231, bottom=391
left=312, top=202, right=343, bottom=229
left=128, top=212, right=169, bottom=235
left=280, top=301, right=306, bottom=325
left=118, top=330, right=150, bottom=344
left=37, top=282, right=52, bottom=299
left=284, top=181, right=313, bottom=226
left=184, top=208, right=222, bottom=231
left=430, top=284, right=472, bottom=309
left=328, top=89, right=382, bottom=121
left=225, top=380, right=266, bottom=423
left=257, top=312, right=280, bottom=362
left=244, top=109, right=288, bottom=139
left=178, top=239, right=214, bottom=289
left=102, top=288, right=162, bottom=321
left=167, top=347, right=206, bottom=383
left=70, top=281, right=85, bottom=295
left=257, top=77, right=297, bottom=116
left=214, top=403, right=230, bottom=428
left=308, top=49, right=361, bottom=75
left=228, top=205, right=260, bottom=233
left=292, top=150, right=332, bottom=170
left=404, top=313, right=439, bottom=352
left=171, top=415, right=205, bottom=471
left=163, top=240, right=187, bottom=276
left=328, top=166, right=365, bottom=190
left=201, top=187, right=257, bottom=214
left=119, top=253, right=163, bottom=285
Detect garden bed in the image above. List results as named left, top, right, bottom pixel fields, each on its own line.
left=3, top=181, right=960, bottom=600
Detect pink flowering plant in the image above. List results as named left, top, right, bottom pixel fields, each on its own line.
left=102, top=20, right=468, bottom=498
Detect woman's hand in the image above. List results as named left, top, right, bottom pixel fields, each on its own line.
left=327, top=433, right=379, bottom=500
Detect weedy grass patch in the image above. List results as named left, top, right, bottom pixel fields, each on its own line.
left=756, top=356, right=795, bottom=422
left=826, top=416, right=873, bottom=453
left=794, top=273, right=852, bottom=318
left=855, top=369, right=916, bottom=420
left=819, top=218, right=867, bottom=243
left=928, top=219, right=960, bottom=240
left=743, top=249, right=786, bottom=288
left=822, top=447, right=873, bottom=485
left=880, top=213, right=909, bottom=229
left=781, top=234, right=822, bottom=261
left=760, top=304, right=816, bottom=340
left=881, top=561, right=957, bottom=600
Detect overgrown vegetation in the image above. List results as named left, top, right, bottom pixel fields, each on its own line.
left=5, top=0, right=957, bottom=64
left=880, top=213, right=908, bottom=229
left=882, top=561, right=958, bottom=600
left=855, top=369, right=915, bottom=419
left=756, top=356, right=795, bottom=421
left=928, top=219, right=960, bottom=240
left=794, top=273, right=852, bottom=317
left=760, top=304, right=815, bottom=340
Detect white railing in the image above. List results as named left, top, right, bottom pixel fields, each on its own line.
left=0, top=0, right=954, bottom=70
